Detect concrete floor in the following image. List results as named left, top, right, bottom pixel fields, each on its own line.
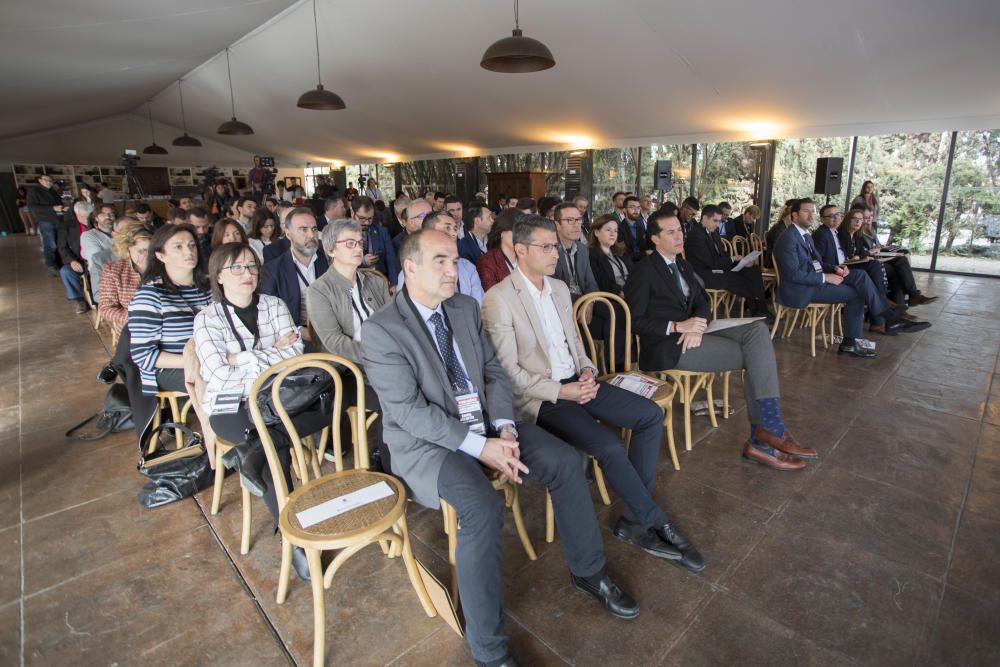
left=2, top=234, right=999, bottom=666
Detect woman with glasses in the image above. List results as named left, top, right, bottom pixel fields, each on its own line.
left=307, top=219, right=390, bottom=470
left=192, top=242, right=317, bottom=581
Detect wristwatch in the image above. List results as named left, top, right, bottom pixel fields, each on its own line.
left=498, top=423, right=518, bottom=438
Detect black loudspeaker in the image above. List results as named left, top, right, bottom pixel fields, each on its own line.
left=654, top=160, right=672, bottom=191
left=814, top=157, right=844, bottom=195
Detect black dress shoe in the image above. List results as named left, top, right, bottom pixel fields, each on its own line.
left=613, top=517, right=682, bottom=561
left=657, top=522, right=706, bottom=573
left=838, top=342, right=877, bottom=358
left=896, top=319, right=932, bottom=333
left=290, top=544, right=311, bottom=582
left=476, top=654, right=521, bottom=667
left=97, top=364, right=118, bottom=384
left=571, top=573, right=639, bottom=619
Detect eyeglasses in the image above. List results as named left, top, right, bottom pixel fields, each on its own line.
left=525, top=242, right=559, bottom=254
left=336, top=239, right=363, bottom=249
left=407, top=212, right=429, bottom=221
left=355, top=215, right=374, bottom=224
left=560, top=217, right=583, bottom=225
left=222, top=263, right=260, bottom=275
left=821, top=213, right=842, bottom=219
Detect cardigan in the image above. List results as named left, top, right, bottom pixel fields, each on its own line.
left=98, top=258, right=142, bottom=336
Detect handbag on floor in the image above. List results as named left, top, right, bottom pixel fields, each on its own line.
left=137, top=423, right=212, bottom=509
left=65, top=384, right=135, bottom=442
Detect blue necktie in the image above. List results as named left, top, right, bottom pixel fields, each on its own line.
left=429, top=311, right=470, bottom=393
left=803, top=234, right=820, bottom=260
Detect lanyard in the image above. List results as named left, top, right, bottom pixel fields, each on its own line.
left=502, top=253, right=515, bottom=271
left=349, top=277, right=372, bottom=322
left=220, top=299, right=260, bottom=353
left=293, top=262, right=313, bottom=288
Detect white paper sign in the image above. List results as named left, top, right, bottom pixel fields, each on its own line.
left=295, top=480, right=395, bottom=528
left=731, top=250, right=762, bottom=272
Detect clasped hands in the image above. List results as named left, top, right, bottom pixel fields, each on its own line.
left=676, top=316, right=706, bottom=352
left=480, top=430, right=529, bottom=485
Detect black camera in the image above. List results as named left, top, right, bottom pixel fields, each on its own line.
left=259, top=156, right=275, bottom=168
left=121, top=150, right=140, bottom=169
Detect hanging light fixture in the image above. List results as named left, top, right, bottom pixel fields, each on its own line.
left=217, top=48, right=254, bottom=135
left=297, top=0, right=346, bottom=110
left=172, top=79, right=202, bottom=147
left=142, top=102, right=168, bottom=154
left=481, top=0, right=555, bottom=73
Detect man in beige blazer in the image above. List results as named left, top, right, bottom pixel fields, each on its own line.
left=482, top=215, right=704, bottom=573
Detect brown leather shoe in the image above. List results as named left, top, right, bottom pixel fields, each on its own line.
left=741, top=441, right=806, bottom=471
left=753, top=426, right=818, bottom=458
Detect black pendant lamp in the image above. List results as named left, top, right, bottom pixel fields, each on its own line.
left=142, top=102, right=168, bottom=154
left=218, top=48, right=254, bottom=135
left=481, top=0, right=555, bottom=73
left=172, top=79, right=202, bottom=147
left=297, top=0, right=346, bottom=110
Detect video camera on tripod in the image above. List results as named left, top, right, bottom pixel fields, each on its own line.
left=121, top=149, right=144, bottom=198
left=256, top=156, right=279, bottom=199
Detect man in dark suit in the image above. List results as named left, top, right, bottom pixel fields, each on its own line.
left=458, top=204, right=493, bottom=264
left=619, top=195, right=648, bottom=262
left=684, top=204, right=770, bottom=317
left=316, top=196, right=347, bottom=232
left=260, top=207, right=329, bottom=344
left=353, top=196, right=399, bottom=284
left=363, top=230, right=639, bottom=667
left=716, top=202, right=733, bottom=237
left=393, top=198, right=431, bottom=254
left=772, top=199, right=929, bottom=356
left=57, top=201, right=91, bottom=314
left=678, top=196, right=700, bottom=238
left=727, top=205, right=758, bottom=240
left=626, top=209, right=815, bottom=471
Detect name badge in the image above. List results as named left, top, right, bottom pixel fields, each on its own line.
left=812, top=260, right=823, bottom=273
left=212, top=389, right=243, bottom=415
left=456, top=392, right=486, bottom=435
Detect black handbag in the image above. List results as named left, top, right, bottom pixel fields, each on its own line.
left=65, top=384, right=135, bottom=442
left=137, top=423, right=213, bottom=509
left=220, top=298, right=333, bottom=426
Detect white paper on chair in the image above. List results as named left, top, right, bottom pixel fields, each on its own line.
left=609, top=373, right=660, bottom=399
left=295, top=481, right=395, bottom=528
left=731, top=250, right=761, bottom=272
left=705, top=317, right=766, bottom=334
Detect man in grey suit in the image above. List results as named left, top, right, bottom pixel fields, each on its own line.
left=362, top=230, right=639, bottom=667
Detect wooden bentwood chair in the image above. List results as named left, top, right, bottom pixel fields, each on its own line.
left=249, top=353, right=435, bottom=667
left=769, top=261, right=832, bottom=357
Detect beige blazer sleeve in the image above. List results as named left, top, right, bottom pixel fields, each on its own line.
left=481, top=282, right=563, bottom=406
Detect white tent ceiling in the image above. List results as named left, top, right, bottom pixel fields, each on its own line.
left=3, top=0, right=1000, bottom=166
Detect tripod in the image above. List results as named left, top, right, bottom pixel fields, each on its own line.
left=124, top=168, right=145, bottom=199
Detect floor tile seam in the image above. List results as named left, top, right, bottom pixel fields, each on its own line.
left=382, top=626, right=447, bottom=666
left=712, top=514, right=783, bottom=592
left=20, top=487, right=137, bottom=525
left=15, top=239, right=25, bottom=667
left=189, top=495, right=297, bottom=666
left=679, top=474, right=778, bottom=517
left=817, top=458, right=974, bottom=510
left=501, top=609, right=575, bottom=665
left=879, top=394, right=986, bottom=422
left=653, top=589, right=721, bottom=666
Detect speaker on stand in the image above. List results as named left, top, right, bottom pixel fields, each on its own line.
left=814, top=157, right=844, bottom=204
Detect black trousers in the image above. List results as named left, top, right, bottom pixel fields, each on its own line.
left=882, top=256, right=919, bottom=302
left=210, top=406, right=328, bottom=531
left=436, top=422, right=605, bottom=663
left=536, top=381, right=668, bottom=528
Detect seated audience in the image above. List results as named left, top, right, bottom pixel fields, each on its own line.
left=772, top=199, right=929, bottom=355
left=458, top=204, right=494, bottom=264
left=234, top=196, right=256, bottom=232
left=855, top=205, right=936, bottom=306
left=168, top=208, right=188, bottom=225
left=207, top=182, right=231, bottom=221
left=396, top=211, right=484, bottom=303
left=263, top=201, right=295, bottom=261
left=572, top=194, right=591, bottom=229
left=133, top=202, right=164, bottom=229
left=552, top=202, right=599, bottom=301
left=248, top=208, right=278, bottom=261
left=678, top=196, right=700, bottom=237
left=716, top=202, right=733, bottom=237
left=443, top=195, right=463, bottom=227
left=57, top=201, right=92, bottom=314
left=317, top=196, right=348, bottom=231
left=587, top=214, right=633, bottom=296
left=483, top=216, right=703, bottom=571
left=362, top=229, right=640, bottom=667
left=80, top=203, right=118, bottom=298
left=610, top=191, right=627, bottom=223
left=260, top=207, right=328, bottom=343
left=430, top=191, right=445, bottom=211
left=98, top=220, right=152, bottom=337
left=619, top=195, right=648, bottom=262
left=192, top=242, right=314, bottom=581
left=516, top=197, right=537, bottom=214
left=626, top=209, right=816, bottom=471
left=353, top=196, right=400, bottom=284
left=684, top=204, right=771, bottom=317
left=476, top=208, right=519, bottom=292
left=383, top=194, right=407, bottom=240
left=764, top=199, right=797, bottom=267
left=538, top=196, right=562, bottom=220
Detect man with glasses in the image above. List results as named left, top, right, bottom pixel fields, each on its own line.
left=395, top=211, right=484, bottom=303
left=552, top=202, right=598, bottom=301
left=27, top=174, right=67, bottom=275
left=679, top=196, right=700, bottom=238
left=620, top=195, right=648, bottom=262
left=393, top=198, right=431, bottom=254
left=352, top=195, right=399, bottom=285
left=483, top=215, right=705, bottom=572
left=260, top=207, right=329, bottom=344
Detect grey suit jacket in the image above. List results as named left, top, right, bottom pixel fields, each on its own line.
left=553, top=240, right=599, bottom=300
left=307, top=268, right=390, bottom=365
left=361, top=290, right=515, bottom=508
